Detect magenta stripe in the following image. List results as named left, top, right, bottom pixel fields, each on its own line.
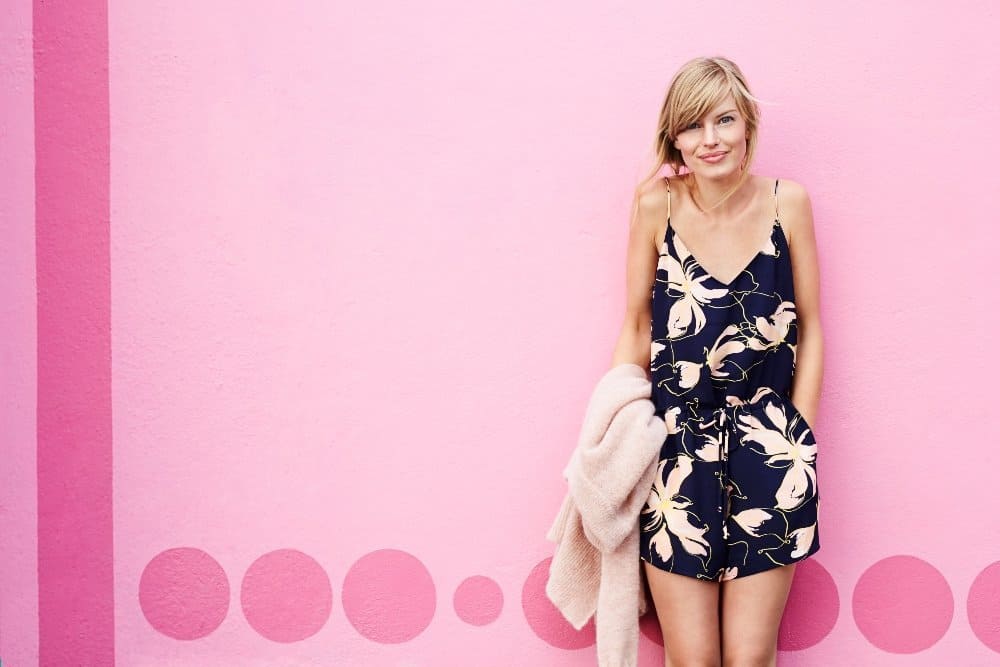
left=34, top=0, right=114, bottom=664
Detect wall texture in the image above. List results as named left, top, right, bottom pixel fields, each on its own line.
left=1, top=0, right=39, bottom=665
left=4, top=0, right=1000, bottom=665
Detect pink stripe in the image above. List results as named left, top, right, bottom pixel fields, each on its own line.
left=34, top=0, right=114, bottom=664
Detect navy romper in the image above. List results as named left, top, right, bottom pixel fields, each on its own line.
left=639, top=177, right=821, bottom=581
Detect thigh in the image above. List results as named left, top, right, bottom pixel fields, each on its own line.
left=719, top=563, right=796, bottom=665
left=644, top=561, right=721, bottom=666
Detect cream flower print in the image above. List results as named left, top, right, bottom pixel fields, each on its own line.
left=720, top=566, right=739, bottom=581
left=748, top=301, right=796, bottom=351
left=761, top=231, right=779, bottom=257
left=707, top=324, right=747, bottom=379
left=745, top=386, right=777, bottom=405
left=731, top=508, right=782, bottom=538
left=789, top=522, right=817, bottom=558
left=661, top=247, right=727, bottom=339
left=691, top=428, right=721, bottom=462
left=686, top=417, right=723, bottom=462
left=668, top=324, right=746, bottom=392
left=674, top=360, right=703, bottom=389
left=664, top=405, right=682, bottom=435
left=737, top=401, right=818, bottom=511
left=641, top=455, right=711, bottom=564
left=650, top=339, right=670, bottom=374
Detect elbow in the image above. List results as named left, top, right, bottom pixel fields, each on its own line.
left=612, top=318, right=651, bottom=372
left=621, top=303, right=652, bottom=338
left=798, top=312, right=824, bottom=339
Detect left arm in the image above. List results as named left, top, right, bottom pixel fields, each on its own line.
left=783, top=180, right=824, bottom=432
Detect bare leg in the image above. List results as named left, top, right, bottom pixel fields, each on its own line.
left=719, top=563, right=796, bottom=667
left=644, top=561, right=722, bottom=667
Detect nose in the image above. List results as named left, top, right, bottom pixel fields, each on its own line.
left=702, top=124, right=719, bottom=146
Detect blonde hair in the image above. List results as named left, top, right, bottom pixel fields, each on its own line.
left=631, top=56, right=766, bottom=220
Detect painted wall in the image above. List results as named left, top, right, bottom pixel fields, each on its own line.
left=4, top=0, right=1000, bottom=664
left=1, top=1, right=39, bottom=665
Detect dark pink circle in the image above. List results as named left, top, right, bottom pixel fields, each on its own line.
left=853, top=555, right=953, bottom=653
left=968, top=560, right=1000, bottom=653
left=138, top=547, right=229, bottom=640
left=342, top=549, right=436, bottom=643
left=638, top=606, right=664, bottom=647
left=453, top=575, right=503, bottom=625
left=778, top=557, right=839, bottom=650
left=240, top=549, right=332, bottom=642
left=522, top=557, right=595, bottom=649
left=638, top=576, right=663, bottom=646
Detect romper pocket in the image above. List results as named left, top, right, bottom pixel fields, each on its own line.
left=782, top=398, right=818, bottom=444
left=782, top=397, right=820, bottom=504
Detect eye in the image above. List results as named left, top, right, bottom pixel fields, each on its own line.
left=684, top=122, right=700, bottom=131
left=720, top=115, right=735, bottom=123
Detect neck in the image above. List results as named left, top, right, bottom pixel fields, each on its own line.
left=687, top=171, right=751, bottom=220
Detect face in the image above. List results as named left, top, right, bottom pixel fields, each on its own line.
left=672, top=93, right=749, bottom=179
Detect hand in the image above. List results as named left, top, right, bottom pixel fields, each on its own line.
left=789, top=397, right=818, bottom=434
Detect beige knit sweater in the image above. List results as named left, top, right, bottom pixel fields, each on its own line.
left=544, top=362, right=667, bottom=666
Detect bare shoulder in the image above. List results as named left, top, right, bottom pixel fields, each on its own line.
left=635, top=174, right=670, bottom=212
left=774, top=177, right=815, bottom=244
left=632, top=175, right=671, bottom=246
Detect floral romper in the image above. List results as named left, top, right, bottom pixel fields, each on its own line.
left=639, top=177, right=821, bottom=581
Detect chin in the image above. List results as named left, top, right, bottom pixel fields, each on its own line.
left=696, top=166, right=740, bottom=180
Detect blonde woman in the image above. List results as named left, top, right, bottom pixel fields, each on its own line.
left=612, top=56, right=823, bottom=666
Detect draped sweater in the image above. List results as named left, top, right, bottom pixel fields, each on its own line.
left=545, top=362, right=667, bottom=666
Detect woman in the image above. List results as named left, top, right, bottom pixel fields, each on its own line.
left=611, top=56, right=823, bottom=666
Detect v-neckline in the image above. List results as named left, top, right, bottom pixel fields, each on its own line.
left=666, top=218, right=781, bottom=288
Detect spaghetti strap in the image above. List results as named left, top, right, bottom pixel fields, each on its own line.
left=774, top=178, right=780, bottom=221
left=663, top=176, right=672, bottom=221
left=667, top=180, right=672, bottom=221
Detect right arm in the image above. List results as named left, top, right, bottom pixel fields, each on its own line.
left=610, top=180, right=668, bottom=377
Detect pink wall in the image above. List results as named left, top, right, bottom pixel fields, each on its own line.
left=1, top=1, right=39, bottom=665
left=5, top=0, right=1000, bottom=664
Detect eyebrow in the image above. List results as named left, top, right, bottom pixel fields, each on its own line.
left=689, top=109, right=738, bottom=124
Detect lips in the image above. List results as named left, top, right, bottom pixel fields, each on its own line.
left=700, top=151, right=727, bottom=159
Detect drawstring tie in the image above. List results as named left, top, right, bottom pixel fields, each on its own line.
left=715, top=404, right=743, bottom=540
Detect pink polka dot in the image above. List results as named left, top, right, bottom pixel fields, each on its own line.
left=139, top=547, right=229, bottom=640
left=638, top=607, right=664, bottom=647
left=240, top=549, right=332, bottom=642
left=453, top=575, right=503, bottom=625
left=637, top=577, right=663, bottom=646
left=968, top=560, right=1000, bottom=653
left=778, top=558, right=839, bottom=650
left=853, top=555, right=953, bottom=653
left=522, top=557, right=595, bottom=649
left=342, top=549, right=435, bottom=643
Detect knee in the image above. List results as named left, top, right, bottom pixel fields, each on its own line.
left=665, top=652, right=722, bottom=667
left=721, top=646, right=775, bottom=667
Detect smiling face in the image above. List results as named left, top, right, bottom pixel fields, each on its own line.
left=672, top=93, right=750, bottom=180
